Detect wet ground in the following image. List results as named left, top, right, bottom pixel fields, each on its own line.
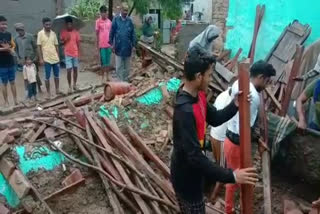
left=0, top=64, right=102, bottom=106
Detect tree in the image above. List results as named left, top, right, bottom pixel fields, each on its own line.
left=127, top=0, right=184, bottom=20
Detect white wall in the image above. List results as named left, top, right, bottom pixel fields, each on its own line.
left=192, top=0, right=213, bottom=23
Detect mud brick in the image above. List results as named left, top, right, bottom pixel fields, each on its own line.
left=14, top=116, right=32, bottom=123
left=0, top=158, right=15, bottom=179
left=0, top=203, right=9, bottom=214
left=0, top=144, right=10, bottom=157
left=60, top=109, right=74, bottom=117
left=62, top=169, right=84, bottom=187
left=9, top=170, right=31, bottom=199
left=6, top=135, right=15, bottom=144
left=0, top=119, right=19, bottom=130
left=0, top=130, right=10, bottom=145
left=23, top=129, right=35, bottom=142
left=8, top=128, right=22, bottom=137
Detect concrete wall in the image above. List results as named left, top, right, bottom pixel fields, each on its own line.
left=1, top=0, right=57, bottom=35
left=192, top=0, right=213, bottom=23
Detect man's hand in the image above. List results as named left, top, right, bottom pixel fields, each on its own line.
left=312, top=198, right=320, bottom=209
left=293, top=76, right=304, bottom=81
left=39, top=58, right=44, bottom=66
left=234, top=167, right=258, bottom=185
left=258, top=138, right=269, bottom=156
left=1, top=43, right=11, bottom=52
left=298, top=119, right=307, bottom=130
left=234, top=91, right=252, bottom=107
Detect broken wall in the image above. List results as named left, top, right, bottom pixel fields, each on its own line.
left=225, top=0, right=320, bottom=61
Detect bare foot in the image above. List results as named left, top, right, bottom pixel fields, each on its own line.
left=4, top=102, right=9, bottom=108
left=73, top=85, right=79, bottom=91
left=68, top=88, right=72, bottom=94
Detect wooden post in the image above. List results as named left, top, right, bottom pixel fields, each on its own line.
left=280, top=45, right=304, bottom=116
left=238, top=63, right=254, bottom=214
left=259, top=93, right=272, bottom=214
left=108, top=0, right=113, bottom=20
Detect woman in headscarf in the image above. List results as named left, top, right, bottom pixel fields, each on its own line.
left=189, top=25, right=221, bottom=54
left=141, top=15, right=154, bottom=45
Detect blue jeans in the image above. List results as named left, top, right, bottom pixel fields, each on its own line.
left=44, top=63, right=60, bottom=80
left=28, top=82, right=37, bottom=98
left=309, top=122, right=320, bottom=131
left=65, top=56, right=79, bottom=69
left=0, top=67, right=15, bottom=84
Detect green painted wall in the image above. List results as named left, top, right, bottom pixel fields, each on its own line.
left=225, top=0, right=320, bottom=61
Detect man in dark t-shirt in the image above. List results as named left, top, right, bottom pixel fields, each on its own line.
left=0, top=16, right=17, bottom=106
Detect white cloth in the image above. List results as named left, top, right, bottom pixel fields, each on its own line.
left=188, top=25, right=221, bottom=54
left=227, top=80, right=260, bottom=135
left=210, top=88, right=232, bottom=141
left=314, top=53, right=320, bottom=72
left=23, top=64, right=37, bottom=83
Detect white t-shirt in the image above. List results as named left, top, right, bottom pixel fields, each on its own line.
left=210, top=88, right=232, bottom=141
left=227, top=80, right=260, bottom=135
left=23, top=64, right=37, bottom=83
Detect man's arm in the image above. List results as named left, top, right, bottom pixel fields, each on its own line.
left=174, top=109, right=236, bottom=183
left=207, top=101, right=238, bottom=127
left=109, top=19, right=116, bottom=47
left=37, top=33, right=44, bottom=64
left=54, top=34, right=59, bottom=60
left=296, top=90, right=309, bottom=129
left=31, top=35, right=38, bottom=61
left=131, top=21, right=136, bottom=47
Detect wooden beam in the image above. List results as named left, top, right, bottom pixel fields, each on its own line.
left=280, top=45, right=304, bottom=116
left=238, top=63, right=254, bottom=214
left=259, top=93, right=272, bottom=214
left=127, top=126, right=170, bottom=179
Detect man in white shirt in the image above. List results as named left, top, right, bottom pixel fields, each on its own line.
left=210, top=87, right=232, bottom=165
left=224, top=61, right=276, bottom=214
left=209, top=87, right=232, bottom=202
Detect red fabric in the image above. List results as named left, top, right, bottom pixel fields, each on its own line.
left=95, top=17, right=112, bottom=48
left=192, top=91, right=207, bottom=148
left=60, top=30, right=80, bottom=57
left=224, top=137, right=240, bottom=214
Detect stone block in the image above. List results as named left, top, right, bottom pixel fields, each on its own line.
left=0, top=158, right=15, bottom=179
left=9, top=170, right=31, bottom=199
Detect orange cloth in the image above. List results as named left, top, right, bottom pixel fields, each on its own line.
left=224, top=137, right=240, bottom=214
left=60, top=29, right=80, bottom=57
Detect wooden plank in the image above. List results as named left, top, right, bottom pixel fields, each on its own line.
left=127, top=126, right=170, bottom=179
left=265, top=87, right=282, bottom=111
left=280, top=45, right=304, bottom=116
left=29, top=124, right=46, bottom=144
left=85, top=113, right=151, bottom=213
left=238, top=63, right=254, bottom=214
left=102, top=119, right=176, bottom=203
left=259, top=93, right=272, bottom=214
left=215, top=62, right=236, bottom=83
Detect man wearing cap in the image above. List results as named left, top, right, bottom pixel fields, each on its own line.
left=109, top=3, right=136, bottom=82
left=14, top=23, right=42, bottom=95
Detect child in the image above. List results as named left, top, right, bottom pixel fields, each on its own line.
left=23, top=56, right=37, bottom=101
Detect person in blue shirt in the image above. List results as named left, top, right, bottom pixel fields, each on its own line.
left=109, top=3, right=136, bottom=82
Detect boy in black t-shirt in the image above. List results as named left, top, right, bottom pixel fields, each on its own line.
left=0, top=16, right=17, bottom=106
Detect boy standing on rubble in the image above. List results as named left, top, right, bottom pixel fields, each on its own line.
left=224, top=60, right=276, bottom=214
left=171, top=46, right=258, bottom=214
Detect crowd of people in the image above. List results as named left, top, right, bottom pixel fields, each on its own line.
left=0, top=3, right=137, bottom=107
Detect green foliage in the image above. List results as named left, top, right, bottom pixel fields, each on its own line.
left=127, top=0, right=183, bottom=20
left=68, top=0, right=105, bottom=20
left=159, top=0, right=183, bottom=20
